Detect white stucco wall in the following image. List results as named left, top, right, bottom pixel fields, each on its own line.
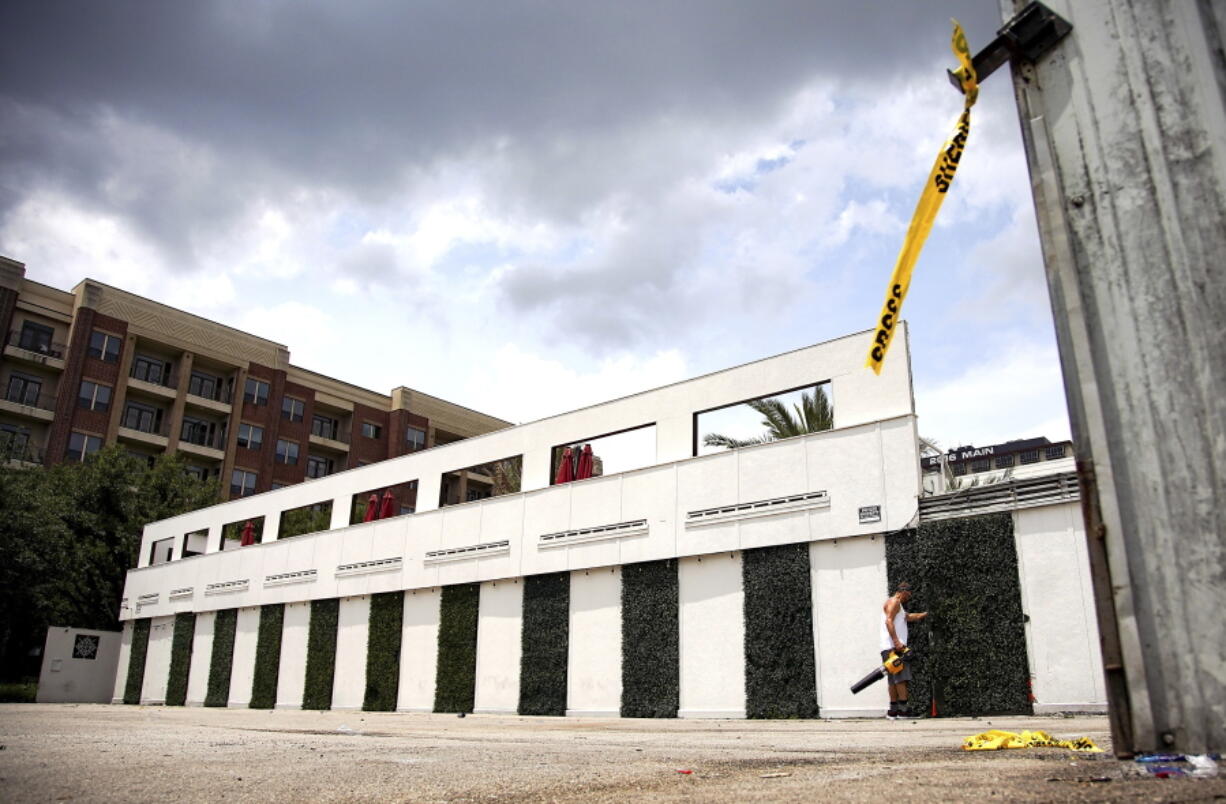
left=1014, top=503, right=1107, bottom=712
left=111, top=620, right=133, bottom=704
left=473, top=580, right=523, bottom=714
left=37, top=627, right=122, bottom=704
left=227, top=606, right=260, bottom=707
left=185, top=611, right=215, bottom=706
left=397, top=587, right=441, bottom=712
left=275, top=602, right=311, bottom=709
left=810, top=535, right=889, bottom=717
left=567, top=567, right=622, bottom=717
left=678, top=552, right=745, bottom=718
left=140, top=615, right=175, bottom=705
left=332, top=595, right=371, bottom=710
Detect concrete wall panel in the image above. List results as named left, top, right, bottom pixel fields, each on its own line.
left=678, top=552, right=745, bottom=718
left=275, top=602, right=310, bottom=709
left=227, top=606, right=260, bottom=707
left=567, top=567, right=622, bottom=717
left=185, top=611, right=215, bottom=706
left=397, top=588, right=441, bottom=711
left=473, top=580, right=523, bottom=714
left=140, top=615, right=175, bottom=705
left=332, top=595, right=371, bottom=710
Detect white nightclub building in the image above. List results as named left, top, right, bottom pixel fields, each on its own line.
left=112, top=326, right=1106, bottom=718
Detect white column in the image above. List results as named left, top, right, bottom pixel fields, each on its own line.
left=332, top=595, right=372, bottom=710
left=112, top=621, right=133, bottom=704
left=678, top=552, right=745, bottom=718
left=567, top=567, right=622, bottom=717
left=474, top=580, right=523, bottom=714
left=275, top=602, right=311, bottom=709
left=140, top=615, right=176, bottom=705
left=185, top=612, right=215, bottom=706
left=809, top=535, right=888, bottom=718
left=227, top=606, right=261, bottom=707
left=397, top=588, right=441, bottom=712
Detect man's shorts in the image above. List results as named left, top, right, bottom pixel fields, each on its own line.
left=881, top=649, right=912, bottom=685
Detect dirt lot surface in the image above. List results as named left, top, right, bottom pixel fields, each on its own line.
left=0, top=705, right=1222, bottom=802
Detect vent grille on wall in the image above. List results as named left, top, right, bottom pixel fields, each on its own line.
left=685, top=491, right=830, bottom=528
left=264, top=569, right=318, bottom=587
left=168, top=587, right=194, bottom=600
left=918, top=472, right=1081, bottom=522
left=204, top=579, right=250, bottom=596
left=336, top=557, right=403, bottom=577
left=136, top=593, right=160, bottom=607
left=538, top=519, right=649, bottom=550
left=424, top=541, right=510, bottom=564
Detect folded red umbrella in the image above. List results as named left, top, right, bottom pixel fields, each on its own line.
left=378, top=489, right=397, bottom=519
left=576, top=444, right=594, bottom=480
left=240, top=520, right=256, bottom=546
left=554, top=446, right=574, bottom=484
left=363, top=493, right=379, bottom=522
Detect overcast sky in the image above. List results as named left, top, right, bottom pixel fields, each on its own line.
left=0, top=1, right=1070, bottom=450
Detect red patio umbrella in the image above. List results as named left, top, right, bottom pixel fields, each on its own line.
left=240, top=520, right=256, bottom=547
left=554, top=446, right=575, bottom=484
left=378, top=489, right=397, bottom=519
left=363, top=493, right=379, bottom=522
left=576, top=444, right=594, bottom=480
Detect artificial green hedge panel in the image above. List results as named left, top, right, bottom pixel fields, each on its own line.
left=620, top=560, right=679, bottom=718
left=205, top=609, right=238, bottom=707
left=743, top=543, right=819, bottom=718
left=122, top=618, right=151, bottom=705
left=249, top=604, right=284, bottom=709
left=518, top=572, right=570, bottom=716
left=303, top=598, right=339, bottom=710
left=885, top=512, right=1032, bottom=717
left=364, top=591, right=404, bottom=711
left=165, top=613, right=196, bottom=706
left=435, top=584, right=480, bottom=713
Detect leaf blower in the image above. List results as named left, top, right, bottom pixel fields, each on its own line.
left=850, top=646, right=913, bottom=694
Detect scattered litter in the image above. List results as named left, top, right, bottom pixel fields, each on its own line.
left=675, top=769, right=693, bottom=775
left=1135, top=753, right=1186, bottom=763
left=1147, top=766, right=1185, bottom=778
left=1188, top=755, right=1219, bottom=778
left=336, top=724, right=355, bottom=733
left=962, top=730, right=1101, bottom=752
left=759, top=772, right=791, bottom=779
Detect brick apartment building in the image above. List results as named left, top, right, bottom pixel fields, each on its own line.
left=0, top=256, right=511, bottom=504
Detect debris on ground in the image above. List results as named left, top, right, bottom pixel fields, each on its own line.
left=962, top=730, right=1101, bottom=752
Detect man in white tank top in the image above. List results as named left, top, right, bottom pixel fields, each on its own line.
left=881, top=581, right=927, bottom=719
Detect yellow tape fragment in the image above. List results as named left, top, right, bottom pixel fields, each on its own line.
left=962, top=729, right=1103, bottom=753
left=865, top=20, right=979, bottom=375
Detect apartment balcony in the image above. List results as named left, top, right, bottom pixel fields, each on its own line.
left=1, top=439, right=44, bottom=467
left=127, top=372, right=178, bottom=401
left=0, top=390, right=57, bottom=422
left=308, top=431, right=350, bottom=453
left=118, top=416, right=918, bottom=621
left=4, top=331, right=66, bottom=371
left=117, top=420, right=170, bottom=449
left=178, top=433, right=226, bottom=462
left=184, top=389, right=232, bottom=416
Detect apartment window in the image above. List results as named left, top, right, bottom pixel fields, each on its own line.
left=131, top=354, right=169, bottom=386
left=66, top=432, right=102, bottom=462
left=275, top=439, right=300, bottom=465
left=1045, top=444, right=1066, bottom=461
left=995, top=454, right=1015, bottom=469
left=180, top=416, right=216, bottom=447
left=121, top=401, right=162, bottom=434
left=237, top=423, right=264, bottom=450
left=78, top=380, right=112, bottom=412
left=282, top=396, right=305, bottom=423
left=230, top=469, right=258, bottom=497
left=87, top=330, right=121, bottom=363
left=6, top=373, right=42, bottom=407
left=187, top=370, right=221, bottom=401
left=951, top=461, right=968, bottom=476
left=361, top=422, right=381, bottom=439
left=306, top=455, right=333, bottom=479
left=1019, top=449, right=1041, bottom=465
left=311, top=414, right=339, bottom=440
left=17, top=321, right=54, bottom=354
left=0, top=423, right=32, bottom=460
left=184, top=464, right=207, bottom=481
left=406, top=426, right=427, bottom=451
left=270, top=481, right=288, bottom=490
left=244, top=378, right=270, bottom=405
left=969, top=457, right=991, bottom=473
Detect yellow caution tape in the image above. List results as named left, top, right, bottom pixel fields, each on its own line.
left=866, top=20, right=979, bottom=375
left=962, top=729, right=1103, bottom=753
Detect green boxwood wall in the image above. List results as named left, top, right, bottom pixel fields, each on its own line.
left=743, top=543, right=819, bottom=718
left=303, top=598, right=339, bottom=710
left=205, top=609, right=238, bottom=707
left=165, top=613, right=196, bottom=706
left=434, top=584, right=480, bottom=713
left=364, top=591, right=404, bottom=712
left=885, top=512, right=1032, bottom=717
left=249, top=604, right=284, bottom=709
left=620, top=560, right=679, bottom=718
left=518, top=573, right=570, bottom=716
left=122, top=618, right=151, bottom=705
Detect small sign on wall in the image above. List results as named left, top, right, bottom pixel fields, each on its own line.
left=859, top=505, right=882, bottom=524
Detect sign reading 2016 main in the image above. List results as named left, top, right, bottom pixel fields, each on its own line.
left=867, top=21, right=978, bottom=375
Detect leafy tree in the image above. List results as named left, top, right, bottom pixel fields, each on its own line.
left=702, top=387, right=834, bottom=450
left=0, top=447, right=218, bottom=680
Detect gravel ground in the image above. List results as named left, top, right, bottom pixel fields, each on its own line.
left=0, top=705, right=1222, bottom=802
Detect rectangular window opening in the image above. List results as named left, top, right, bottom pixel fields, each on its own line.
left=439, top=456, right=521, bottom=507
left=278, top=500, right=333, bottom=540
left=549, top=423, right=657, bottom=485
left=694, top=382, right=833, bottom=457
left=349, top=480, right=418, bottom=524
left=230, top=468, right=258, bottom=497
left=221, top=515, right=265, bottom=549
left=244, top=378, right=270, bottom=406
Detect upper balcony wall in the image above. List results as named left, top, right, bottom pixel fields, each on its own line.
left=120, top=414, right=920, bottom=621
left=134, top=326, right=915, bottom=568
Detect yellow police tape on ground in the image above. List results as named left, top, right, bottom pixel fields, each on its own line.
left=866, top=20, right=979, bottom=375
left=962, top=729, right=1103, bottom=753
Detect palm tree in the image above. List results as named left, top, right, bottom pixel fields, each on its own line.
left=702, top=388, right=834, bottom=450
